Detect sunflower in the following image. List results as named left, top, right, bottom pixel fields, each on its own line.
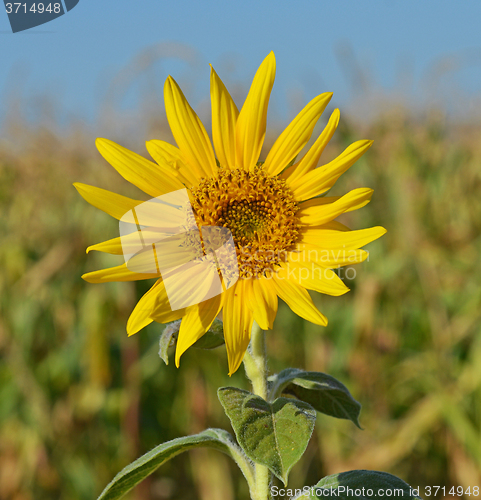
left=75, top=52, right=386, bottom=375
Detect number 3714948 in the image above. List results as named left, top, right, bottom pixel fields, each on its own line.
left=5, top=3, right=61, bottom=14
left=424, top=486, right=479, bottom=496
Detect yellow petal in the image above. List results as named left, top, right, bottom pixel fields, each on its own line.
left=250, top=277, right=278, bottom=330
left=145, top=140, right=199, bottom=187
left=288, top=248, right=369, bottom=268
left=74, top=183, right=141, bottom=220
left=127, top=279, right=164, bottom=336
left=82, top=263, right=159, bottom=283
left=175, top=294, right=223, bottom=367
left=277, top=261, right=349, bottom=296
left=289, top=140, right=373, bottom=201
left=297, top=195, right=341, bottom=210
left=235, top=52, right=276, bottom=170
left=271, top=276, right=328, bottom=326
left=122, top=198, right=194, bottom=229
left=153, top=254, right=225, bottom=310
left=320, top=221, right=351, bottom=231
left=223, top=280, right=254, bottom=375
left=86, top=237, right=123, bottom=255
left=282, top=108, right=340, bottom=182
left=164, top=76, right=217, bottom=178
left=210, top=65, right=239, bottom=169
left=298, top=188, right=373, bottom=226
left=264, top=92, right=332, bottom=176
left=91, top=230, right=193, bottom=268
left=150, top=280, right=186, bottom=324
left=300, top=226, right=387, bottom=250
left=96, top=138, right=183, bottom=197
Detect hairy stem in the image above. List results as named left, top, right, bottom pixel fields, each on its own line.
left=243, top=322, right=271, bottom=500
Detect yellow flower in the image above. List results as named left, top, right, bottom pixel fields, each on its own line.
left=75, top=52, right=386, bottom=375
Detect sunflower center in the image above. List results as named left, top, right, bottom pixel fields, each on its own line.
left=189, top=165, right=300, bottom=278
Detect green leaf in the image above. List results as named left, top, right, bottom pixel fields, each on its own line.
left=268, top=367, right=302, bottom=394
left=158, top=320, right=225, bottom=365
left=218, top=387, right=316, bottom=485
left=97, top=428, right=252, bottom=500
left=270, top=369, right=361, bottom=428
left=291, top=470, right=423, bottom=499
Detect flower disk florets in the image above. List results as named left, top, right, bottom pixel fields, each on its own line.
left=189, top=165, right=300, bottom=278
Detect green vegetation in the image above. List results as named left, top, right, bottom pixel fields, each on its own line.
left=1, top=104, right=480, bottom=499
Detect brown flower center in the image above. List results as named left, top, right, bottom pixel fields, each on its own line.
left=189, top=166, right=300, bottom=278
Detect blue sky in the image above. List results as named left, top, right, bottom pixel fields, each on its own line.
left=1, top=0, right=481, bottom=127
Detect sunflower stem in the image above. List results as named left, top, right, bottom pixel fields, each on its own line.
left=244, top=322, right=268, bottom=399
left=243, top=322, right=271, bottom=500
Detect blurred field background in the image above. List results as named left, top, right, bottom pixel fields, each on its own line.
left=1, top=47, right=481, bottom=500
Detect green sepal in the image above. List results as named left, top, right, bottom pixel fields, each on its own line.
left=158, top=320, right=180, bottom=365
left=291, top=470, right=423, bottom=499
left=192, top=320, right=225, bottom=349
left=285, top=155, right=298, bottom=168
left=97, top=428, right=253, bottom=500
left=269, top=368, right=362, bottom=428
left=218, top=387, right=316, bottom=485
left=158, top=319, right=225, bottom=365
